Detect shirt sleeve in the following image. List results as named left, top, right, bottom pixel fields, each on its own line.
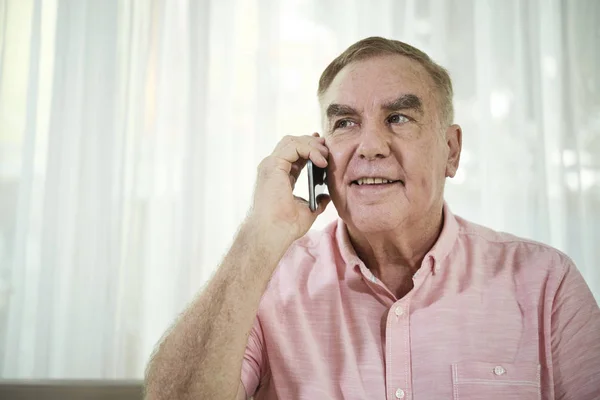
left=240, top=316, right=267, bottom=398
left=551, top=259, right=600, bottom=399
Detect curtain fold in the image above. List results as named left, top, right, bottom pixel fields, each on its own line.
left=0, top=0, right=598, bottom=379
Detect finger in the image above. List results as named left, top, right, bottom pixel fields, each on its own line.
left=288, top=139, right=328, bottom=185
left=312, top=142, right=329, bottom=157
left=287, top=137, right=328, bottom=162
left=273, top=136, right=329, bottom=170
left=293, top=195, right=309, bottom=207
left=293, top=196, right=320, bottom=221
left=300, top=135, right=328, bottom=154
left=310, top=134, right=328, bottom=152
left=291, top=143, right=328, bottom=168
left=315, top=194, right=331, bottom=215
left=290, top=158, right=307, bottom=176
left=289, top=160, right=307, bottom=188
left=292, top=194, right=331, bottom=214
left=288, top=141, right=327, bottom=183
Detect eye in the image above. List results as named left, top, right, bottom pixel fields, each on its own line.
left=387, top=114, right=410, bottom=124
left=333, top=119, right=356, bottom=130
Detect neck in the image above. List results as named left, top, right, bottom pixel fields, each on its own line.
left=347, top=205, right=444, bottom=279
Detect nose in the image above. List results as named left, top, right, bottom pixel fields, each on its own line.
left=356, top=122, right=391, bottom=160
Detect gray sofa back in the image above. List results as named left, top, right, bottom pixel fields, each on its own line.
left=0, top=380, right=143, bottom=399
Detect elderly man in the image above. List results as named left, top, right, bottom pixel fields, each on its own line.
left=145, top=37, right=600, bottom=400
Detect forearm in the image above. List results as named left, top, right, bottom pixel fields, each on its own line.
left=144, top=221, right=294, bottom=400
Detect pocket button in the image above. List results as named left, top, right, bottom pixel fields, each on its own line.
left=493, top=365, right=506, bottom=376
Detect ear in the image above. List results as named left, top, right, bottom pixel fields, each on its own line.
left=445, top=124, right=462, bottom=178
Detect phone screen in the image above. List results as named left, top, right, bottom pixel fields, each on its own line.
left=307, top=160, right=326, bottom=212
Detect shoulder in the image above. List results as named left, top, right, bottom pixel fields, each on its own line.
left=257, top=219, right=344, bottom=316
left=453, top=215, right=573, bottom=278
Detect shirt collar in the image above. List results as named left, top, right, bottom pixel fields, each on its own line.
left=427, top=202, right=459, bottom=270
left=335, top=201, right=459, bottom=273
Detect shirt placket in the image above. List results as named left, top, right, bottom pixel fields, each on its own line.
left=385, top=299, right=411, bottom=400
left=355, top=261, right=433, bottom=400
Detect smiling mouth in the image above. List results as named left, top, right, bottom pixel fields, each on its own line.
left=351, top=178, right=404, bottom=186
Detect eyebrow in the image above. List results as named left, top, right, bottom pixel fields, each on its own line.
left=382, top=94, right=423, bottom=114
left=326, top=103, right=358, bottom=120
left=326, top=94, right=424, bottom=120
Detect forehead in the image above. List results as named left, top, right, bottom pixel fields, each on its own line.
left=320, top=54, right=436, bottom=112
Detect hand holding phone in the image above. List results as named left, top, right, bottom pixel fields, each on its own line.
left=249, top=133, right=329, bottom=241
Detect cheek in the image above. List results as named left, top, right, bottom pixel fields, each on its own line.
left=401, top=143, right=441, bottom=185
left=416, top=147, right=446, bottom=189
left=325, top=140, right=350, bottom=172
left=326, top=154, right=344, bottom=192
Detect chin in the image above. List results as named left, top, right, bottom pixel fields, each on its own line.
left=346, top=207, right=404, bottom=233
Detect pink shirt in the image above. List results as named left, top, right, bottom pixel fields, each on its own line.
left=241, top=204, right=600, bottom=399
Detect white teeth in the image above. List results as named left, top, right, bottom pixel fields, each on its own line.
left=356, top=178, right=393, bottom=185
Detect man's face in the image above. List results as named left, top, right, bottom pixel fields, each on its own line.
left=320, top=55, right=461, bottom=233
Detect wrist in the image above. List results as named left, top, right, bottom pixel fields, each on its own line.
left=236, top=216, right=297, bottom=265
left=243, top=212, right=299, bottom=243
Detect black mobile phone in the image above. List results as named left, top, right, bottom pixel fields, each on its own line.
left=307, top=160, right=326, bottom=212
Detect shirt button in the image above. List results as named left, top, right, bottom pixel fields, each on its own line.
left=494, top=365, right=506, bottom=376
left=395, top=388, right=405, bottom=398
left=394, top=306, right=404, bottom=316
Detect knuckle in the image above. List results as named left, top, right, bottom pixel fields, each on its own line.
left=281, top=135, right=296, bottom=145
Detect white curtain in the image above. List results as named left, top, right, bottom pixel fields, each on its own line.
left=0, top=0, right=598, bottom=379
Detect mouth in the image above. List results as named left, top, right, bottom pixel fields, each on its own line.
left=351, top=177, right=404, bottom=186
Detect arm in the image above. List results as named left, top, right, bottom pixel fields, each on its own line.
left=144, top=220, right=293, bottom=400
left=551, top=259, right=600, bottom=399
left=144, top=134, right=330, bottom=400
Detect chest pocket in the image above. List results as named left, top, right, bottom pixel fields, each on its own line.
left=451, top=361, right=541, bottom=400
